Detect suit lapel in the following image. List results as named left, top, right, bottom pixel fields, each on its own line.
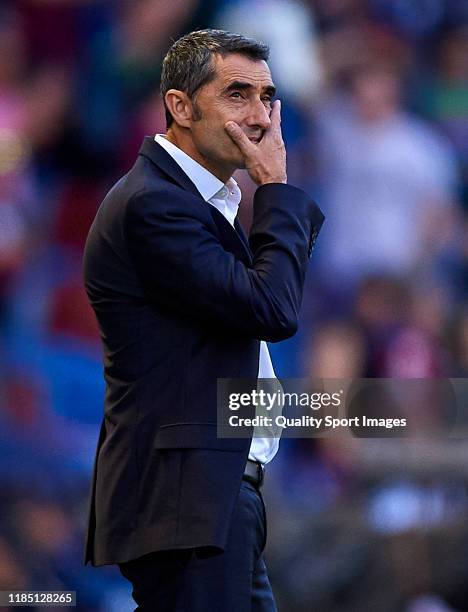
left=138, top=136, right=253, bottom=266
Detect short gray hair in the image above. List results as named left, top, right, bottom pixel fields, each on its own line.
left=160, top=29, right=269, bottom=128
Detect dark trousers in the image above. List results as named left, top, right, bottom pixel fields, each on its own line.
left=118, top=480, right=278, bottom=611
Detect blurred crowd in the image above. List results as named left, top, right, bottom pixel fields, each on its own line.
left=1, top=0, right=468, bottom=610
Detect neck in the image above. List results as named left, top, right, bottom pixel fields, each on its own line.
left=165, top=127, right=233, bottom=183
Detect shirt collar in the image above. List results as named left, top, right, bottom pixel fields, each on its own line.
left=155, top=134, right=239, bottom=203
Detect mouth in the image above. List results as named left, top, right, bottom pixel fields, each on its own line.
left=248, top=135, right=262, bottom=144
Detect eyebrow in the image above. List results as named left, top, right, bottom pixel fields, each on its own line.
left=223, top=80, right=276, bottom=97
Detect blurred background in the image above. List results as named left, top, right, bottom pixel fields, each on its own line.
left=0, top=0, right=468, bottom=610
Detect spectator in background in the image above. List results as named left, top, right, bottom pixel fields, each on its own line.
left=0, top=10, right=35, bottom=323
left=416, top=25, right=468, bottom=306
left=0, top=6, right=73, bottom=331
left=417, top=25, right=468, bottom=185
left=314, top=60, right=459, bottom=306
left=306, top=319, right=366, bottom=379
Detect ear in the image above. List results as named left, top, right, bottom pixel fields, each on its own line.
left=164, top=89, right=195, bottom=129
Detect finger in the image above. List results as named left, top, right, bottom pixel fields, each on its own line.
left=270, top=99, right=281, bottom=128
left=262, top=100, right=282, bottom=144
left=225, top=121, right=257, bottom=156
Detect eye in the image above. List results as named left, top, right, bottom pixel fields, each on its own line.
left=261, top=96, right=273, bottom=105
left=230, top=91, right=243, bottom=99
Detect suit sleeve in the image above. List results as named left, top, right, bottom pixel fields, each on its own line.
left=125, top=182, right=324, bottom=342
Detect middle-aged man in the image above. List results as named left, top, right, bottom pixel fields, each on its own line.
left=83, top=29, right=324, bottom=611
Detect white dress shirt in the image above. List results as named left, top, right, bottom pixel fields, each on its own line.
left=155, top=134, right=281, bottom=464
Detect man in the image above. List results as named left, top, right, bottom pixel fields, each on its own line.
left=83, top=29, right=324, bottom=611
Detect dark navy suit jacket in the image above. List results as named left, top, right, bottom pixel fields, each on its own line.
left=82, top=136, right=324, bottom=566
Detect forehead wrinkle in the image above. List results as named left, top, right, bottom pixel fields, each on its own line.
left=218, top=69, right=274, bottom=91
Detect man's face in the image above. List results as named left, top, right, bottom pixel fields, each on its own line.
left=188, top=53, right=276, bottom=177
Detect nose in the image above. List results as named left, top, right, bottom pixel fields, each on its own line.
left=246, top=98, right=271, bottom=131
